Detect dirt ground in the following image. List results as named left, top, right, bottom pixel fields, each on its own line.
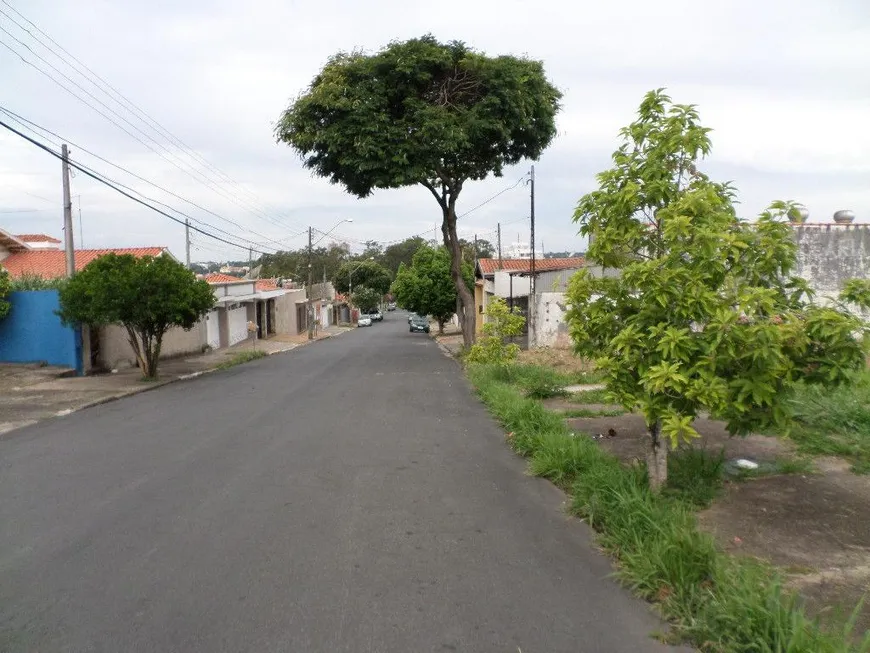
left=557, top=403, right=870, bottom=636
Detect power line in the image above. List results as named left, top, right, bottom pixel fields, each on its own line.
left=0, top=106, right=304, bottom=249
left=0, top=117, right=276, bottom=255
left=0, top=0, right=280, bottom=212
left=0, top=15, right=307, bottom=236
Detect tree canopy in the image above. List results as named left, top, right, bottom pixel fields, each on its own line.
left=351, top=286, right=383, bottom=312
left=380, top=236, right=430, bottom=276
left=58, top=254, right=215, bottom=379
left=391, top=244, right=473, bottom=332
left=566, top=89, right=869, bottom=488
left=0, top=267, right=10, bottom=322
left=333, top=260, right=392, bottom=295
left=275, top=35, right=561, bottom=346
left=259, top=242, right=351, bottom=284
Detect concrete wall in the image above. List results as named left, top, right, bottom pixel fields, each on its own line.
left=793, top=224, right=870, bottom=308
left=0, top=290, right=82, bottom=370
left=534, top=292, right=571, bottom=349
left=274, top=289, right=305, bottom=335
left=97, top=321, right=207, bottom=370
left=205, top=310, right=220, bottom=349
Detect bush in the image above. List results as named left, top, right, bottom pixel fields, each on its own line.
left=465, top=297, right=525, bottom=364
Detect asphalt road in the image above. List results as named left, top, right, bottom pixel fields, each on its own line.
left=0, top=312, right=685, bottom=652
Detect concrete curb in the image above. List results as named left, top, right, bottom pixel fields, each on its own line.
left=1, top=331, right=353, bottom=438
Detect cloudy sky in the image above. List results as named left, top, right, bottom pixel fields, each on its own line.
left=1, top=0, right=867, bottom=263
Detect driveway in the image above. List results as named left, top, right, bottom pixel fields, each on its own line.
left=0, top=312, right=685, bottom=652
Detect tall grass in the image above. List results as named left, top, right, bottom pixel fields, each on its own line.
left=467, top=363, right=870, bottom=653
left=786, top=371, right=870, bottom=473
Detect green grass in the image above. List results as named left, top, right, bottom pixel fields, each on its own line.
left=216, top=349, right=267, bottom=370
left=664, top=448, right=726, bottom=507
left=782, top=371, right=870, bottom=473
left=559, top=407, right=627, bottom=418
left=570, top=387, right=612, bottom=404
left=467, top=362, right=870, bottom=653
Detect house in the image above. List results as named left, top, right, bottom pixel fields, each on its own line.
left=0, top=228, right=170, bottom=279
left=474, top=257, right=587, bottom=338
left=0, top=228, right=181, bottom=372
left=202, top=274, right=307, bottom=350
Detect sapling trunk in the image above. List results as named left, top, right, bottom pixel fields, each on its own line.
left=647, top=419, right=668, bottom=490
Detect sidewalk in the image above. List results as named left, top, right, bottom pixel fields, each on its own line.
left=0, top=325, right=352, bottom=436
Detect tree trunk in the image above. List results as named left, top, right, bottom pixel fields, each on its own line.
left=438, top=319, right=445, bottom=334
left=125, top=325, right=148, bottom=373
left=647, top=420, right=668, bottom=490
left=442, top=204, right=475, bottom=347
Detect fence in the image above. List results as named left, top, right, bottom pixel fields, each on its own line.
left=0, top=290, right=82, bottom=372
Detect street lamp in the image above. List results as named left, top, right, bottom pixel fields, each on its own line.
left=308, top=218, right=353, bottom=340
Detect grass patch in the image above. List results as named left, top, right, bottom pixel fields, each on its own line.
left=559, top=407, right=627, bottom=418
left=467, top=362, right=870, bottom=653
left=664, top=448, right=725, bottom=507
left=570, top=387, right=612, bottom=404
left=782, top=371, right=870, bottom=473
left=216, top=349, right=267, bottom=370
left=775, top=457, right=815, bottom=475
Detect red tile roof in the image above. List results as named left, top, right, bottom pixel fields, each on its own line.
left=1, top=247, right=167, bottom=279
left=477, top=257, right=586, bottom=276
left=15, top=233, right=61, bottom=244
left=204, top=273, right=248, bottom=284
left=255, top=278, right=279, bottom=291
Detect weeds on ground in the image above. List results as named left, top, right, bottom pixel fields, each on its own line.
left=467, top=363, right=870, bottom=653
left=559, top=407, right=626, bottom=418
left=664, top=448, right=726, bottom=507
left=784, top=371, right=870, bottom=473
left=570, top=387, right=612, bottom=404
left=217, top=349, right=267, bottom=370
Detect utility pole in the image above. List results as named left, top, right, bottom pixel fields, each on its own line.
left=185, top=219, right=191, bottom=269
left=307, top=226, right=314, bottom=340
left=248, top=247, right=253, bottom=274
left=61, top=144, right=75, bottom=278
left=497, top=223, right=502, bottom=269
left=529, top=165, right=536, bottom=348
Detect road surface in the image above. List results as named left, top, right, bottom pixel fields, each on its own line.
left=0, top=312, right=684, bottom=652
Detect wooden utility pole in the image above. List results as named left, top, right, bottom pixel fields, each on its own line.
left=61, top=144, right=75, bottom=278
left=185, top=219, right=191, bottom=269
left=529, top=165, right=536, bottom=347
left=307, top=226, right=314, bottom=340
left=497, top=222, right=502, bottom=269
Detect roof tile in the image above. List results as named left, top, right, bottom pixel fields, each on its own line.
left=15, top=233, right=62, bottom=243
left=204, top=273, right=248, bottom=284
left=1, top=248, right=167, bottom=279
left=477, top=257, right=586, bottom=276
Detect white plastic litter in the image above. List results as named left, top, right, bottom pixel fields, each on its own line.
left=734, top=459, right=759, bottom=470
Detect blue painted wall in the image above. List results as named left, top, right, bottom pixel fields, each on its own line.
left=0, top=290, right=82, bottom=372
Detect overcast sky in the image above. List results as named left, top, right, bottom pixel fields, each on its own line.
left=1, top=0, right=868, bottom=263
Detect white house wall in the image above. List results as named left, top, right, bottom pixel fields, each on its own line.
left=228, top=305, right=249, bottom=346
left=205, top=310, right=220, bottom=349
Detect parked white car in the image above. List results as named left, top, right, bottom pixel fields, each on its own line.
left=357, top=315, right=372, bottom=327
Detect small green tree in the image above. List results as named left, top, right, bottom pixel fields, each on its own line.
left=0, top=267, right=11, bottom=321
left=391, top=245, right=473, bottom=333
left=351, top=286, right=383, bottom=313
left=58, top=254, right=215, bottom=379
left=466, top=297, right=526, bottom=364
left=275, top=35, right=561, bottom=347
left=566, top=89, right=868, bottom=488
left=334, top=260, right=392, bottom=296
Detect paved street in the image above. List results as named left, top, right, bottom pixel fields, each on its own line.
left=0, top=312, right=682, bottom=652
